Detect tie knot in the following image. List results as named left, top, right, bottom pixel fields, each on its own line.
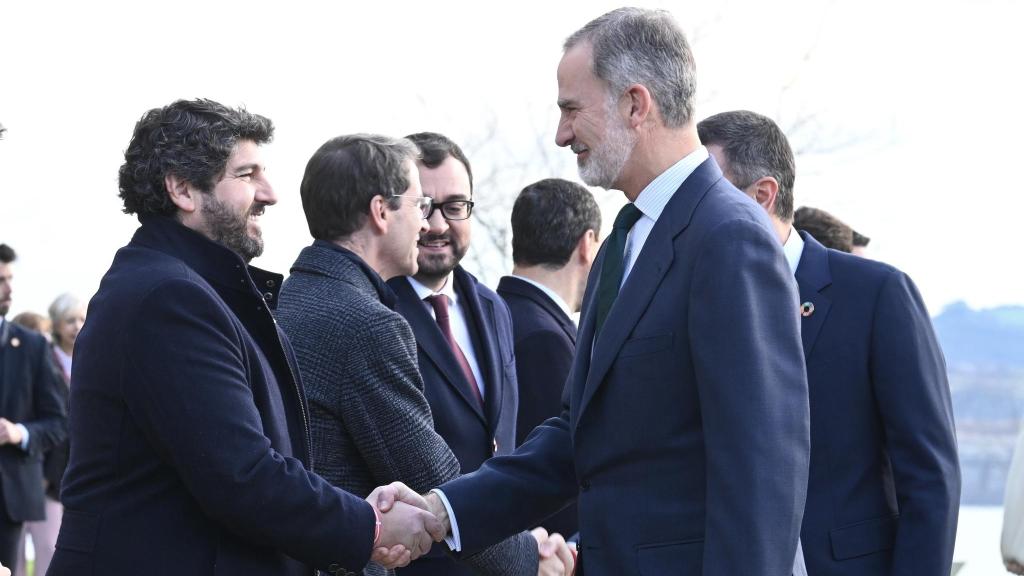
left=614, top=203, right=643, bottom=231
left=426, top=294, right=449, bottom=318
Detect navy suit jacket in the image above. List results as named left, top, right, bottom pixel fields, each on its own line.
left=497, top=275, right=578, bottom=536
left=441, top=157, right=811, bottom=576
left=0, top=320, right=67, bottom=522
left=49, top=217, right=376, bottom=576
left=389, top=267, right=520, bottom=576
left=794, top=231, right=960, bottom=576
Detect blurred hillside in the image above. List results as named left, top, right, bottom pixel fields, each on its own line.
left=935, top=302, right=1024, bottom=504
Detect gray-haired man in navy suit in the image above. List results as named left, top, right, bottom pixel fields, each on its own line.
left=699, top=109, right=960, bottom=576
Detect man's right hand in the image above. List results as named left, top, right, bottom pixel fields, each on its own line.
left=372, top=483, right=452, bottom=537
left=366, top=482, right=446, bottom=568
left=531, top=527, right=575, bottom=576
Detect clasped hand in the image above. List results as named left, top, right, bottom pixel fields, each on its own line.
left=365, top=482, right=445, bottom=569
left=372, top=484, right=575, bottom=576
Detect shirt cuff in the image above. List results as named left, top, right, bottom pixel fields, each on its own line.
left=429, top=488, right=461, bottom=552
left=16, top=424, right=29, bottom=451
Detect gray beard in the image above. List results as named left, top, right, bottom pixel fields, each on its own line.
left=579, top=108, right=636, bottom=189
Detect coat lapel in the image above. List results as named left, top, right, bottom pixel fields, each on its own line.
left=392, top=276, right=487, bottom=423
left=794, top=232, right=833, bottom=359
left=454, top=269, right=503, bottom=433
left=576, top=158, right=721, bottom=421
left=497, top=276, right=577, bottom=345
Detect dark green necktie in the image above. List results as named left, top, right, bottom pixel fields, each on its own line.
left=594, top=203, right=643, bottom=336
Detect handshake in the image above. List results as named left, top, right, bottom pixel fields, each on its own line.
left=365, top=482, right=575, bottom=575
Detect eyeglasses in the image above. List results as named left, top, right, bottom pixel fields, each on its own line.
left=394, top=195, right=434, bottom=219
left=426, top=200, right=475, bottom=221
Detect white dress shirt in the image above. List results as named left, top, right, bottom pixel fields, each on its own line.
left=622, top=146, right=710, bottom=285
left=407, top=275, right=486, bottom=400
left=782, top=226, right=805, bottom=276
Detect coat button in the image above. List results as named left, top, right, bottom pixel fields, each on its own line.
left=263, top=292, right=274, bottom=301
left=265, top=279, right=276, bottom=288
left=580, top=479, right=591, bottom=491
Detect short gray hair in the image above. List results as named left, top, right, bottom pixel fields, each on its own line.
left=48, top=292, right=84, bottom=342
left=697, top=110, right=796, bottom=222
left=565, top=7, right=696, bottom=128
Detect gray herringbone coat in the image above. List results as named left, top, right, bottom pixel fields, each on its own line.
left=277, top=242, right=538, bottom=576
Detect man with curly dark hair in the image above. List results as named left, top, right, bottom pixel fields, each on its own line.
left=49, top=99, right=443, bottom=576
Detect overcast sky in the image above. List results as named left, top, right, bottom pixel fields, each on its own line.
left=2, top=0, right=1022, bottom=318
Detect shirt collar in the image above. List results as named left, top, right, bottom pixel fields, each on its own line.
left=510, top=275, right=574, bottom=318
left=782, top=226, right=805, bottom=275
left=633, top=146, right=710, bottom=221
left=407, top=273, right=457, bottom=305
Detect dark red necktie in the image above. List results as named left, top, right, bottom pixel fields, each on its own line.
left=426, top=295, right=484, bottom=407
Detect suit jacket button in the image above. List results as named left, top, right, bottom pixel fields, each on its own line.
left=580, top=480, right=591, bottom=491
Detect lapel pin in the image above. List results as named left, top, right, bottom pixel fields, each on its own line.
left=10, top=337, right=20, bottom=347
left=800, top=302, right=815, bottom=318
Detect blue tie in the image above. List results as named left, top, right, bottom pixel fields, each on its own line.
left=594, top=203, right=643, bottom=336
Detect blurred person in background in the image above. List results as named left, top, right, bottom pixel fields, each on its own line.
left=9, top=314, right=51, bottom=342
left=792, top=206, right=854, bottom=253
left=0, top=244, right=67, bottom=573
left=15, top=294, right=84, bottom=575
left=851, top=229, right=871, bottom=258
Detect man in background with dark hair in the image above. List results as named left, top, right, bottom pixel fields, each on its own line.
left=277, top=134, right=567, bottom=576
left=0, top=243, right=67, bottom=572
left=792, top=206, right=854, bottom=253
left=50, top=100, right=441, bottom=576
left=698, top=109, right=960, bottom=576
left=387, top=132, right=526, bottom=576
left=497, top=178, right=600, bottom=537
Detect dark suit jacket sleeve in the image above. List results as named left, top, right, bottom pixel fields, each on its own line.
left=870, top=271, right=960, bottom=575
left=688, top=219, right=811, bottom=575
left=440, top=408, right=578, bottom=554
left=123, top=279, right=375, bottom=571
left=24, top=332, right=67, bottom=456
left=338, top=316, right=540, bottom=576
